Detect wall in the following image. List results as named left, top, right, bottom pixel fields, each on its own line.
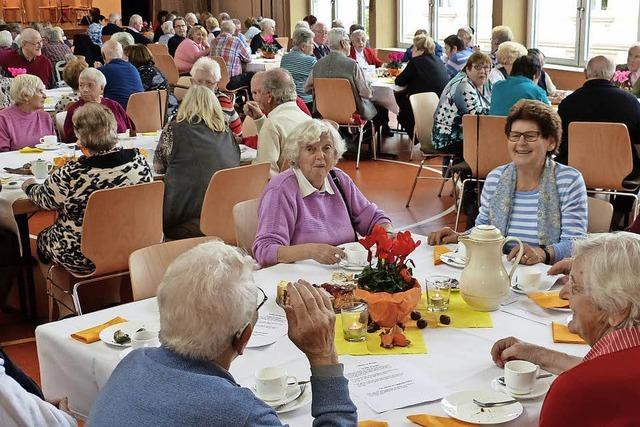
left=289, top=0, right=308, bottom=35
left=493, top=0, right=527, bottom=44
left=94, top=0, right=121, bottom=16
left=370, top=0, right=396, bottom=49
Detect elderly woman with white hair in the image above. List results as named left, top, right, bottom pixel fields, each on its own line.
left=491, top=233, right=640, bottom=426
left=249, top=18, right=282, bottom=54
left=89, top=241, right=357, bottom=425
left=280, top=27, right=317, bottom=109
left=0, top=30, right=13, bottom=51
left=109, top=31, right=135, bottom=48
left=253, top=119, right=392, bottom=267
left=488, top=41, right=528, bottom=84
left=174, top=25, right=210, bottom=73
left=155, top=85, right=239, bottom=239
left=62, top=67, right=135, bottom=143
left=23, top=103, right=152, bottom=276
left=158, top=20, right=174, bottom=45
left=348, top=29, right=382, bottom=68
left=0, top=74, right=54, bottom=151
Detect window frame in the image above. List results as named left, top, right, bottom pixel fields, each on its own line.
left=310, top=0, right=369, bottom=30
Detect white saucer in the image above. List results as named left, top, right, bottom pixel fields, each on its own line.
left=439, top=253, right=466, bottom=269
left=338, top=259, right=367, bottom=270
left=547, top=306, right=572, bottom=312
left=253, top=384, right=301, bottom=407
left=441, top=389, right=523, bottom=424
left=99, top=321, right=159, bottom=348
left=35, top=143, right=62, bottom=150
left=2, top=181, right=21, bottom=189
left=510, top=282, right=554, bottom=295
left=491, top=376, right=552, bottom=400
left=276, top=385, right=311, bottom=414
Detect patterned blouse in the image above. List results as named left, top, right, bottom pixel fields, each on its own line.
left=54, top=91, right=80, bottom=115
left=25, top=148, right=153, bottom=274
left=0, top=76, right=11, bottom=108
left=137, top=63, right=178, bottom=115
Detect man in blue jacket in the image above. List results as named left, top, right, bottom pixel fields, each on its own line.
left=98, top=39, right=143, bottom=108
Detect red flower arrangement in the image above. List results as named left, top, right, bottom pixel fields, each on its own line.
left=386, top=52, right=404, bottom=70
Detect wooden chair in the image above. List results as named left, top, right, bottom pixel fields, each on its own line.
left=173, top=76, right=191, bottom=101
left=61, top=0, right=90, bottom=24
left=126, top=90, right=168, bottom=132
left=454, top=114, right=510, bottom=230
left=46, top=181, right=164, bottom=319
left=38, top=0, right=58, bottom=22
left=55, top=111, right=66, bottom=140
left=128, top=237, right=214, bottom=301
left=587, top=197, right=613, bottom=234
left=200, top=163, right=271, bottom=244
left=405, top=92, right=456, bottom=207
left=211, top=55, right=249, bottom=99
left=232, top=198, right=260, bottom=255
left=275, top=37, right=289, bottom=52
left=568, top=122, right=640, bottom=220
left=154, top=54, right=180, bottom=86
left=313, top=77, right=377, bottom=169
left=146, top=43, right=169, bottom=58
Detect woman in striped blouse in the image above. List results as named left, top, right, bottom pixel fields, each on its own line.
left=428, top=99, right=588, bottom=265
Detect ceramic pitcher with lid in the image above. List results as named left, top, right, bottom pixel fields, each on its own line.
left=458, top=225, right=524, bottom=311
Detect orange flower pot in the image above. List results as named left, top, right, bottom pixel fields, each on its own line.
left=261, top=52, right=276, bottom=59
left=387, top=68, right=401, bottom=77
left=354, top=280, right=422, bottom=327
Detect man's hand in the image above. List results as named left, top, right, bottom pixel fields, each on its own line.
left=284, top=280, right=338, bottom=367
left=243, top=100, right=264, bottom=120
left=548, top=258, right=573, bottom=276
left=427, top=227, right=458, bottom=245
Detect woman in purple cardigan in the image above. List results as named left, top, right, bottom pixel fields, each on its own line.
left=253, top=119, right=392, bottom=267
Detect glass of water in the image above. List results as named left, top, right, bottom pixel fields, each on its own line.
left=426, top=275, right=451, bottom=312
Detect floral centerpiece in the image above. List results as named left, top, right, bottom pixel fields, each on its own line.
left=260, top=43, right=279, bottom=59
left=354, top=225, right=422, bottom=332
left=613, top=70, right=632, bottom=90
left=385, top=52, right=404, bottom=77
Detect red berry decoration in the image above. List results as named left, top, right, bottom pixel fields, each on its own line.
left=416, top=319, right=428, bottom=329
left=439, top=314, right=451, bottom=325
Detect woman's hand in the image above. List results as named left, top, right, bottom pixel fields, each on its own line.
left=548, top=258, right=573, bottom=276
left=21, top=178, right=36, bottom=192
left=507, top=243, right=545, bottom=265
left=427, top=227, right=459, bottom=245
left=306, top=244, right=345, bottom=265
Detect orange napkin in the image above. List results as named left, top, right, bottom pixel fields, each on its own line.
left=408, top=414, right=475, bottom=426
left=70, top=316, right=128, bottom=344
left=552, top=322, right=586, bottom=344
left=433, top=245, right=452, bottom=265
left=528, top=291, right=569, bottom=309
left=358, top=421, right=388, bottom=427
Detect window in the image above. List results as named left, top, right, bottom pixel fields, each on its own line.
left=530, top=0, right=640, bottom=67
left=311, top=0, right=332, bottom=25
left=398, top=0, right=493, bottom=49
left=311, top=0, right=370, bottom=32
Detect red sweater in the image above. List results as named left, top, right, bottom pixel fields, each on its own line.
left=0, top=50, right=53, bottom=88
left=539, top=345, right=640, bottom=426
left=348, top=46, right=383, bottom=68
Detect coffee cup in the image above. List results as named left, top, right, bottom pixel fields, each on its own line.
left=255, top=367, right=296, bottom=401
left=39, top=135, right=58, bottom=146
left=504, top=360, right=539, bottom=394
left=515, top=266, right=542, bottom=292
left=131, top=330, right=160, bottom=350
left=344, top=246, right=367, bottom=266
left=30, top=159, right=51, bottom=179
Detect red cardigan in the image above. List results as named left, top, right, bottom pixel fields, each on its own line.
left=348, top=46, right=383, bottom=68
left=539, top=346, right=640, bottom=426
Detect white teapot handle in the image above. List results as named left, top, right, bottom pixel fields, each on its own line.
left=503, top=237, right=524, bottom=281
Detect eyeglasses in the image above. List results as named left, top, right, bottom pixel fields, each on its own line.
left=472, top=64, right=490, bottom=71
left=256, top=286, right=267, bottom=311
left=191, top=78, right=217, bottom=89
left=24, top=40, right=43, bottom=47
left=507, top=131, right=541, bottom=142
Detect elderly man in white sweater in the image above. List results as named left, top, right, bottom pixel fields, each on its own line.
left=244, top=68, right=312, bottom=175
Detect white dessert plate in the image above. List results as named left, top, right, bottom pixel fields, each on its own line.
left=441, top=389, right=523, bottom=424
left=35, top=143, right=62, bottom=150
left=439, top=253, right=466, bottom=269
left=99, top=321, right=159, bottom=348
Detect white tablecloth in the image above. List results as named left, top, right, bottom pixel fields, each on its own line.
left=44, top=87, right=74, bottom=112
left=246, top=56, right=282, bottom=73
left=371, top=77, right=403, bottom=115
left=35, top=241, right=589, bottom=424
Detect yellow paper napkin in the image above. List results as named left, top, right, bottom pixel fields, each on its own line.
left=528, top=291, right=569, bottom=309
left=358, top=421, right=389, bottom=427
left=552, top=322, right=586, bottom=344
left=408, top=414, right=475, bottom=426
left=140, top=131, right=159, bottom=136
left=433, top=245, right=452, bottom=265
left=70, top=316, right=128, bottom=344
left=416, top=293, right=493, bottom=328
left=18, top=146, right=43, bottom=153
left=334, top=315, right=427, bottom=356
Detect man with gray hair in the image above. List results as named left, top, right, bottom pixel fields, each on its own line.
left=616, top=43, right=640, bottom=94
left=101, top=13, right=122, bottom=36
left=98, top=39, right=143, bottom=108
left=41, top=27, right=72, bottom=65
left=125, top=14, right=151, bottom=45
left=0, top=28, right=52, bottom=87
left=311, top=21, right=330, bottom=59
left=210, top=20, right=252, bottom=90
left=245, top=68, right=312, bottom=175
left=556, top=55, right=640, bottom=174
left=88, top=241, right=357, bottom=426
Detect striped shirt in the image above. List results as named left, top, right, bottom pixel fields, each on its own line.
left=445, top=48, right=472, bottom=79
left=584, top=327, right=640, bottom=361
left=280, top=48, right=317, bottom=103
left=475, top=162, right=587, bottom=261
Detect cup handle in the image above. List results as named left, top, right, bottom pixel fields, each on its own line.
left=39, top=137, right=44, bottom=144
left=503, top=237, right=524, bottom=281
left=286, top=376, right=297, bottom=386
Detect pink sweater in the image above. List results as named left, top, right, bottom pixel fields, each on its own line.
left=174, top=39, right=208, bottom=73
left=0, top=105, right=55, bottom=151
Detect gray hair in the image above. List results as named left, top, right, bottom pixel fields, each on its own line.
left=9, top=74, right=44, bottom=105
left=284, top=119, right=347, bottom=167
left=496, top=41, right=528, bottom=66
left=220, top=20, right=236, bottom=35
left=492, top=25, right=513, bottom=45
left=184, top=12, right=197, bottom=23
left=79, top=67, right=107, bottom=88
left=157, top=241, right=257, bottom=361
left=18, top=28, right=39, bottom=48
left=295, top=20, right=310, bottom=30
left=585, top=55, right=615, bottom=80
left=161, top=20, right=173, bottom=34
left=72, top=103, right=118, bottom=152
left=292, top=27, right=314, bottom=48
left=0, top=30, right=12, bottom=48
left=129, top=14, right=143, bottom=26
left=262, top=68, right=297, bottom=105
left=108, top=13, right=120, bottom=24
left=109, top=32, right=134, bottom=48
left=259, top=18, right=276, bottom=31
left=350, top=29, right=367, bottom=42
left=190, top=56, right=221, bottom=82
left=328, top=27, right=349, bottom=51
left=573, top=232, right=640, bottom=328
left=42, top=27, right=62, bottom=43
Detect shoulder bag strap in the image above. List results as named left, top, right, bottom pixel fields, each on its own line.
left=330, top=169, right=358, bottom=242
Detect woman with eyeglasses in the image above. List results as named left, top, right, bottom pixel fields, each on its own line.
left=428, top=100, right=587, bottom=265
left=432, top=51, right=493, bottom=159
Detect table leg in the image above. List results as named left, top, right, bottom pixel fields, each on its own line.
left=15, top=214, right=37, bottom=320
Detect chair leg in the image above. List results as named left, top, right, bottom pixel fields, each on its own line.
left=356, top=126, right=364, bottom=169
left=406, top=157, right=425, bottom=207
left=454, top=179, right=469, bottom=232
left=437, top=157, right=454, bottom=197
left=371, top=122, right=377, bottom=160
left=409, top=131, right=415, bottom=161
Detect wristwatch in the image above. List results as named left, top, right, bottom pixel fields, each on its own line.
left=540, top=245, right=551, bottom=264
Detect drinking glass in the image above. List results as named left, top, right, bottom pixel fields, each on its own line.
left=426, top=275, right=451, bottom=312
left=341, top=302, right=368, bottom=342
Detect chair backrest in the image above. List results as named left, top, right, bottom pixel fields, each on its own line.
left=211, top=56, right=231, bottom=91
left=587, top=197, right=613, bottom=234
left=55, top=111, right=67, bottom=140
left=242, top=115, right=258, bottom=137
left=276, top=37, right=289, bottom=52
left=154, top=54, right=179, bottom=85
left=128, top=236, right=214, bottom=301
left=54, top=60, right=66, bottom=84
left=409, top=92, right=439, bottom=154
left=173, top=76, right=191, bottom=101
left=126, top=90, right=167, bottom=133
left=568, top=122, right=633, bottom=190
left=200, top=163, right=271, bottom=243
left=146, top=43, right=169, bottom=58
left=232, top=198, right=260, bottom=255
left=313, top=78, right=357, bottom=124
left=462, top=114, right=511, bottom=178
left=81, top=181, right=164, bottom=277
